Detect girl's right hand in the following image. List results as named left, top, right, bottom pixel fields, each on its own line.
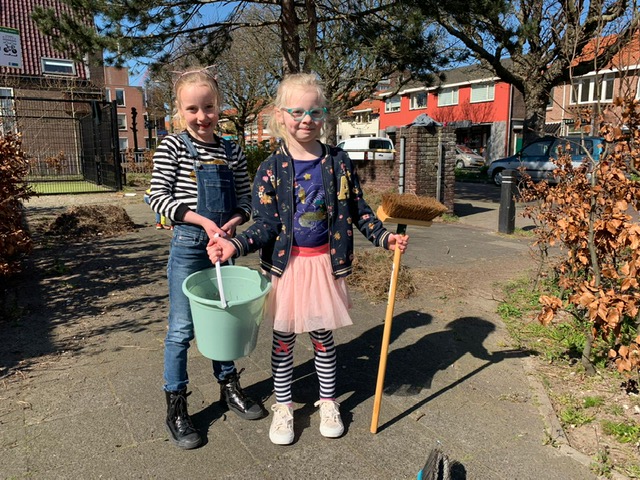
left=201, top=218, right=227, bottom=240
left=182, top=211, right=227, bottom=238
left=206, top=235, right=236, bottom=264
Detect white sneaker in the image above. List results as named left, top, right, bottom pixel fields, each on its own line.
left=314, top=399, right=344, bottom=438
left=269, top=403, right=294, bottom=445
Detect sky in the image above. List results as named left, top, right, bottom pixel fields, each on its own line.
left=117, top=3, right=237, bottom=87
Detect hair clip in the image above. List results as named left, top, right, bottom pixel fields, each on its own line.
left=171, top=65, right=219, bottom=85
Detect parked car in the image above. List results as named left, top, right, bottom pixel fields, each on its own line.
left=455, top=145, right=485, bottom=169
left=337, top=137, right=395, bottom=161
left=487, top=135, right=604, bottom=186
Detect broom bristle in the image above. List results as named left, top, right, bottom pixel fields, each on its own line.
left=381, top=193, right=448, bottom=222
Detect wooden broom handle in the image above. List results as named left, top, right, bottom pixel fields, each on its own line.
left=371, top=225, right=406, bottom=433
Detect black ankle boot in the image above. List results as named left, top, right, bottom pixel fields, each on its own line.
left=219, top=370, right=265, bottom=420
left=165, top=390, right=202, bottom=449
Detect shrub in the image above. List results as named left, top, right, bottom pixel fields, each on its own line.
left=0, top=134, right=33, bottom=278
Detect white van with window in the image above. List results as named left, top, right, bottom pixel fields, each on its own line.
left=336, top=137, right=395, bottom=161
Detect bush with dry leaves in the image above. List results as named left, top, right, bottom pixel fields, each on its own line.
left=0, top=134, right=33, bottom=278
left=520, top=99, right=640, bottom=377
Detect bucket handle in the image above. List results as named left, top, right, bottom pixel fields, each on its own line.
left=213, top=234, right=227, bottom=308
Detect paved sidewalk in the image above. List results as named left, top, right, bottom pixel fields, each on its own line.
left=0, top=186, right=606, bottom=479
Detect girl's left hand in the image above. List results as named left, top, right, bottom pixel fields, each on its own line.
left=388, top=234, right=409, bottom=252
left=220, top=213, right=244, bottom=238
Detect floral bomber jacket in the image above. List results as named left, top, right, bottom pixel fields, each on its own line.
left=229, top=142, right=392, bottom=278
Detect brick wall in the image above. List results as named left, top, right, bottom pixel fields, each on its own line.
left=354, top=125, right=456, bottom=212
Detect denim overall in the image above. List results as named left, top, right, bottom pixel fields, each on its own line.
left=163, top=134, right=237, bottom=392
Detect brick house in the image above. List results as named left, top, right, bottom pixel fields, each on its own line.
left=103, top=66, right=147, bottom=152
left=377, top=64, right=525, bottom=164
left=545, top=36, right=640, bottom=136
left=0, top=0, right=103, bottom=106
left=0, top=0, right=128, bottom=192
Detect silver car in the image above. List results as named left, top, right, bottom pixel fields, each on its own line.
left=455, top=145, right=485, bottom=169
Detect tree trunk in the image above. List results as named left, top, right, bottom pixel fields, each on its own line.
left=522, top=92, right=549, bottom=145
left=582, top=331, right=596, bottom=376
left=324, top=116, right=338, bottom=146
left=280, top=0, right=301, bottom=74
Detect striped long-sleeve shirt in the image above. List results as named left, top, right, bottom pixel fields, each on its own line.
left=148, top=132, right=252, bottom=225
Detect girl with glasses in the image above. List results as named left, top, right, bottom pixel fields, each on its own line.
left=206, top=73, right=408, bottom=445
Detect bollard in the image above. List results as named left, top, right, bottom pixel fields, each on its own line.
left=498, top=169, right=516, bottom=234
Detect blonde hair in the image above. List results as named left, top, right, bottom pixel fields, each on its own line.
left=172, top=69, right=222, bottom=131
left=268, top=73, right=328, bottom=140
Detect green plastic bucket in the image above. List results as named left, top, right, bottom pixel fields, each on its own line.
left=182, top=265, right=272, bottom=361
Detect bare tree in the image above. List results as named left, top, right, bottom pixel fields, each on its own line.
left=404, top=0, right=640, bottom=142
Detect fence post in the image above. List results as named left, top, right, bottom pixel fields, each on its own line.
left=498, top=169, right=516, bottom=234
left=110, top=100, right=124, bottom=190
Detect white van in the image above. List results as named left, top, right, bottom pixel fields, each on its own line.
left=336, top=137, right=395, bottom=161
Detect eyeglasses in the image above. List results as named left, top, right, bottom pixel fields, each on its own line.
left=282, top=107, right=327, bottom=122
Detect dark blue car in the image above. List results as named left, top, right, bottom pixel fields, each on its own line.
left=487, top=136, right=604, bottom=185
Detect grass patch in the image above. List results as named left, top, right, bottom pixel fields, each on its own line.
left=496, top=277, right=589, bottom=362
left=29, top=180, right=114, bottom=195
left=560, top=406, right=595, bottom=426
left=602, top=420, right=640, bottom=443
left=583, top=396, right=605, bottom=409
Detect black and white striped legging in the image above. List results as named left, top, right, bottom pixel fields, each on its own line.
left=271, top=329, right=337, bottom=404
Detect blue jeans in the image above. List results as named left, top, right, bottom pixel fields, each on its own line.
left=163, top=223, right=236, bottom=392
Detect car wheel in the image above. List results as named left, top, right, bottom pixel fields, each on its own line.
left=455, top=160, right=465, bottom=169
left=492, top=168, right=504, bottom=186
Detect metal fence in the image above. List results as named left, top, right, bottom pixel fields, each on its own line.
left=1, top=95, right=123, bottom=194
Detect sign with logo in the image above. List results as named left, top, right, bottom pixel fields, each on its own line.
left=0, top=26, right=22, bottom=69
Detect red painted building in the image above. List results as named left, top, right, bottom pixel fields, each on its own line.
left=377, top=65, right=525, bottom=163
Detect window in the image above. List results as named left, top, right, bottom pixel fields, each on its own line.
left=377, top=78, right=391, bottom=91
left=353, top=112, right=371, bottom=123
left=118, top=137, right=129, bottom=150
left=470, top=82, right=495, bottom=103
left=0, top=87, right=17, bottom=135
left=438, top=87, right=458, bottom=106
left=41, top=58, right=76, bottom=75
left=115, top=89, right=125, bottom=107
left=117, top=114, right=127, bottom=131
left=521, top=139, right=553, bottom=157
left=385, top=95, right=401, bottom=112
left=410, top=92, right=427, bottom=110
left=571, top=74, right=615, bottom=104
left=547, top=87, right=554, bottom=109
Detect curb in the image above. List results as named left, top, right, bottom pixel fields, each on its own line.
left=523, top=357, right=630, bottom=480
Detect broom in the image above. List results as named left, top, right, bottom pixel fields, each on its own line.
left=370, top=193, right=447, bottom=434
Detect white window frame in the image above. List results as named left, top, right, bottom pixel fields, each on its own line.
left=117, top=113, right=127, bottom=131
left=410, top=92, right=427, bottom=110
left=570, top=73, right=615, bottom=104
left=354, top=112, right=371, bottom=123
left=546, top=87, right=554, bottom=109
left=0, top=87, right=17, bottom=135
left=438, top=87, right=459, bottom=107
left=377, top=78, right=392, bottom=91
left=41, top=58, right=76, bottom=75
left=385, top=95, right=401, bottom=112
left=470, top=82, right=495, bottom=103
left=118, top=137, right=129, bottom=150
left=115, top=89, right=126, bottom=107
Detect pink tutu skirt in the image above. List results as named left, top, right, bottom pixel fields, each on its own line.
left=264, top=244, right=353, bottom=334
